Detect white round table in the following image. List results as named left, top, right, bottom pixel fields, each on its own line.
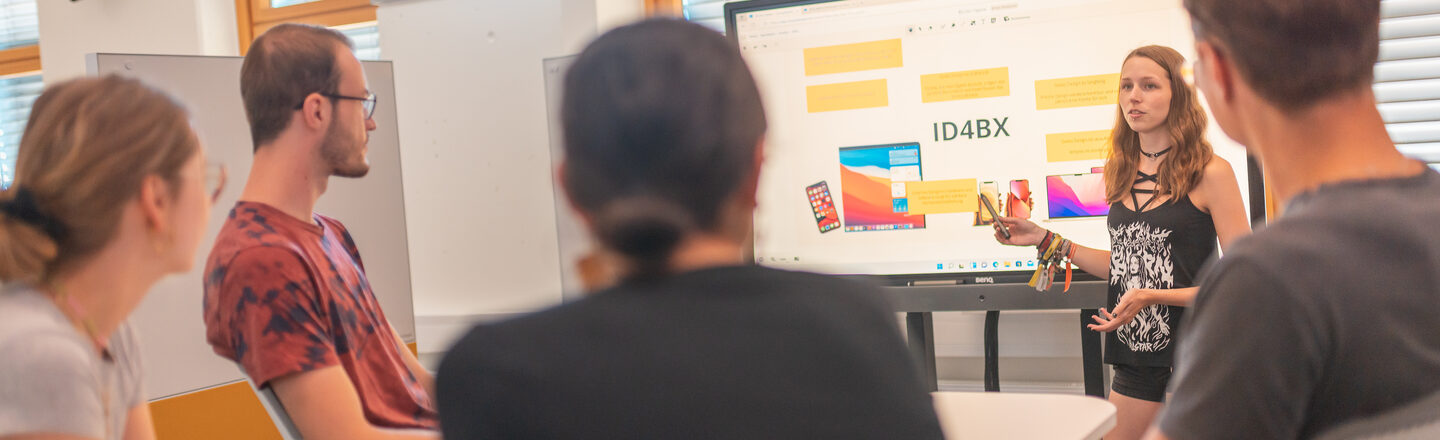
left=932, top=391, right=1117, bottom=439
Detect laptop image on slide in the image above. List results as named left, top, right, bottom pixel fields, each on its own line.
left=837, top=142, right=926, bottom=232
left=1046, top=173, right=1110, bottom=219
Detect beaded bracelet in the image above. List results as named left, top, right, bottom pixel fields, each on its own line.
left=1029, top=230, right=1076, bottom=292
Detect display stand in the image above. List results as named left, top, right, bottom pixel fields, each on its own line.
left=883, top=281, right=1108, bottom=397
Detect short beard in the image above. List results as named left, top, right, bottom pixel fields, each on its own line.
left=320, top=122, right=369, bottom=178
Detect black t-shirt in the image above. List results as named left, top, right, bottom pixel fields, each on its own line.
left=1160, top=168, right=1440, bottom=439
left=436, top=265, right=944, bottom=440
left=1105, top=196, right=1217, bottom=367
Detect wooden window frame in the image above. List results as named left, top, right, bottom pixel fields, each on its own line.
left=235, top=0, right=377, bottom=54
left=0, top=45, right=41, bottom=77
left=645, top=0, right=682, bottom=16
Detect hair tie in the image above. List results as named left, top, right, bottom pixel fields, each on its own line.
left=0, top=187, right=68, bottom=242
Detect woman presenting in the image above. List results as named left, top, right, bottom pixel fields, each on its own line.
left=994, top=45, right=1250, bottom=440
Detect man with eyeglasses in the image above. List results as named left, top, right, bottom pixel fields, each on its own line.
left=202, top=23, right=439, bottom=439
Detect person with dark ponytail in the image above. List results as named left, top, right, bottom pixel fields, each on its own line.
left=436, top=19, right=943, bottom=439
left=0, top=75, right=222, bottom=439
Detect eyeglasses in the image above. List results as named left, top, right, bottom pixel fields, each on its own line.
left=294, top=92, right=378, bottom=120
left=206, top=163, right=227, bottom=204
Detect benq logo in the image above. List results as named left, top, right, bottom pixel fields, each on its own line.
left=975, top=277, right=995, bottom=284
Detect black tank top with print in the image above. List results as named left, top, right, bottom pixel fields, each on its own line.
left=1103, top=187, right=1217, bottom=367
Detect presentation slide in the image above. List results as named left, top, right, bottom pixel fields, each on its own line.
left=736, top=0, right=1252, bottom=276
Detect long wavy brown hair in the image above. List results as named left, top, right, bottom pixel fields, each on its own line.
left=1104, top=45, right=1212, bottom=205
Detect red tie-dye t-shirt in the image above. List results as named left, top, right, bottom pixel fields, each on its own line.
left=203, top=201, right=437, bottom=429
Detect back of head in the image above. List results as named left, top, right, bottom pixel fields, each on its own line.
left=241, top=23, right=354, bottom=151
left=0, top=75, right=199, bottom=283
left=1184, top=0, right=1380, bottom=112
left=561, top=19, right=767, bottom=280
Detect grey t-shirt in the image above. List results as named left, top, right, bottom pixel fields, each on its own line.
left=1159, top=168, right=1440, bottom=439
left=0, top=283, right=145, bottom=439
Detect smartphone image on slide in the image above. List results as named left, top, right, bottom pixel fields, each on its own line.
left=974, top=181, right=999, bottom=226
left=1007, top=179, right=1032, bottom=219
left=806, top=181, right=842, bottom=233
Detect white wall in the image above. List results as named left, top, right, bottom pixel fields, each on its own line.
left=39, top=0, right=643, bottom=366
left=38, top=0, right=239, bottom=84
left=39, top=0, right=1083, bottom=382
left=596, top=0, right=645, bottom=33
left=378, top=0, right=620, bottom=356
left=195, top=0, right=241, bottom=56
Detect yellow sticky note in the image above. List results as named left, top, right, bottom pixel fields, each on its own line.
left=920, top=67, right=1010, bottom=103
left=1046, top=130, right=1112, bottom=162
left=1035, top=73, right=1119, bottom=110
left=803, top=39, right=904, bottom=76
left=807, top=79, right=889, bottom=113
left=903, top=179, right=979, bottom=215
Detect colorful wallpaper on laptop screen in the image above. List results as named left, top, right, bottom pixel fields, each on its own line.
left=838, top=143, right=925, bottom=232
left=1046, top=173, right=1110, bottom=218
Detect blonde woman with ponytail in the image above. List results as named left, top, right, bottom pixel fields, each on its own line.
left=0, top=75, right=221, bottom=440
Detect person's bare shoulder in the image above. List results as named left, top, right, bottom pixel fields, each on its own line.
left=1203, top=155, right=1237, bottom=182
left=1190, top=155, right=1240, bottom=209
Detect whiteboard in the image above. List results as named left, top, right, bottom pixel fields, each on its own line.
left=542, top=55, right=589, bottom=302
left=88, top=54, right=415, bottom=399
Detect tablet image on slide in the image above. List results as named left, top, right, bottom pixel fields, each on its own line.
left=838, top=142, right=926, bottom=232
left=1047, top=173, right=1110, bottom=218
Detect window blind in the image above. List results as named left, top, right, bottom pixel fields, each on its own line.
left=682, top=0, right=735, bottom=33
left=0, top=73, right=42, bottom=188
left=0, top=0, right=40, bottom=188
left=336, top=22, right=381, bottom=61
left=1378, top=0, right=1440, bottom=162
left=0, top=0, right=38, bottom=50
left=270, top=0, right=321, bottom=8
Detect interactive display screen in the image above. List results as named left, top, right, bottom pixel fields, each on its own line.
left=733, top=0, right=1253, bottom=276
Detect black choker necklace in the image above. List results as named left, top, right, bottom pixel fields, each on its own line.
left=1140, top=146, right=1172, bottom=159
